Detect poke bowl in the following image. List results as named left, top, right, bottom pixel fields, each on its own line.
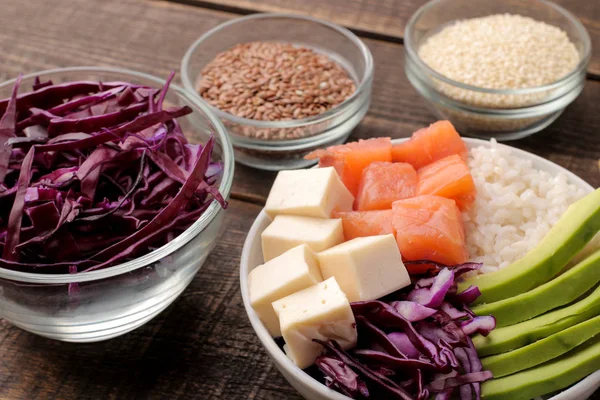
left=0, top=67, right=234, bottom=343
left=240, top=124, right=600, bottom=400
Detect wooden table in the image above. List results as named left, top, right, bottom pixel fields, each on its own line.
left=0, top=0, right=598, bottom=399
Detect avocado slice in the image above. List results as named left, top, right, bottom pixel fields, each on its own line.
left=460, top=188, right=600, bottom=304
left=481, top=314, right=600, bottom=378
left=473, top=248, right=600, bottom=327
left=474, top=283, right=600, bottom=356
left=481, top=335, right=600, bottom=400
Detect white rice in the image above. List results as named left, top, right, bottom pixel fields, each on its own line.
left=464, top=140, right=587, bottom=272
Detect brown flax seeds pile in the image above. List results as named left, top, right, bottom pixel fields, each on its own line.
left=198, top=41, right=356, bottom=132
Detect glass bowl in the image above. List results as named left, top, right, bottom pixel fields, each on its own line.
left=0, top=67, right=234, bottom=343
left=181, top=13, right=373, bottom=171
left=404, top=0, right=591, bottom=140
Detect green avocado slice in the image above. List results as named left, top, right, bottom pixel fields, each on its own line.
left=481, top=314, right=600, bottom=378
left=459, top=188, right=600, bottom=305
left=473, top=248, right=600, bottom=327
left=481, top=335, right=600, bottom=400
left=473, top=283, right=600, bottom=356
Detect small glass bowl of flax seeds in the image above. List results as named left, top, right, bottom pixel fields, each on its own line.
left=405, top=0, right=591, bottom=140
left=181, top=13, right=373, bottom=170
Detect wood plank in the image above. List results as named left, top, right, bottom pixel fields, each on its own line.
left=0, top=199, right=302, bottom=400
left=0, top=1, right=597, bottom=400
left=0, top=0, right=427, bottom=202
left=177, top=0, right=600, bottom=77
left=0, top=0, right=597, bottom=203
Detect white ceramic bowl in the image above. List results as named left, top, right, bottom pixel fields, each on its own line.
left=240, top=138, right=598, bottom=400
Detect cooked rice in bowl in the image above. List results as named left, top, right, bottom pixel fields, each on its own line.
left=464, top=140, right=588, bottom=272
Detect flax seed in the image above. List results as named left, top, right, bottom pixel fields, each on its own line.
left=197, top=41, right=356, bottom=139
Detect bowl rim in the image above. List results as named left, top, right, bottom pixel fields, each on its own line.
left=404, top=0, right=592, bottom=96
left=405, top=58, right=586, bottom=117
left=240, top=137, right=597, bottom=400
left=0, top=66, right=235, bottom=284
left=180, top=12, right=374, bottom=132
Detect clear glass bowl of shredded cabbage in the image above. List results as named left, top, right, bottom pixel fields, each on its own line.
left=0, top=67, right=234, bottom=342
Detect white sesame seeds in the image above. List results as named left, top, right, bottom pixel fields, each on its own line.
left=416, top=14, right=582, bottom=133
left=419, top=14, right=580, bottom=93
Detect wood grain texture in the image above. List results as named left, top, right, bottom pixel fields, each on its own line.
left=0, top=0, right=598, bottom=399
left=178, top=0, right=600, bottom=77
left=0, top=0, right=597, bottom=200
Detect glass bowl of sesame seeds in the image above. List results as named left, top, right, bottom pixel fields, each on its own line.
left=181, top=13, right=373, bottom=170
left=404, top=0, right=591, bottom=140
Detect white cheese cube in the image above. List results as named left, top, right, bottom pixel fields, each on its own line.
left=317, top=234, right=410, bottom=302
left=248, top=244, right=323, bottom=337
left=261, top=215, right=344, bottom=262
left=265, top=167, right=354, bottom=219
left=272, top=277, right=357, bottom=369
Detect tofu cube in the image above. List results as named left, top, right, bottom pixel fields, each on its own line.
left=265, top=167, right=354, bottom=219
left=248, top=244, right=323, bottom=337
left=317, top=234, right=410, bottom=302
left=261, top=215, right=344, bottom=262
left=272, top=277, right=357, bottom=369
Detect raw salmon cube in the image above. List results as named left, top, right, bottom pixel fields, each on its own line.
left=332, top=210, right=394, bottom=241
left=305, top=138, right=392, bottom=196
left=417, top=155, right=476, bottom=210
left=392, top=121, right=468, bottom=169
left=392, top=195, right=468, bottom=266
left=355, top=162, right=418, bottom=211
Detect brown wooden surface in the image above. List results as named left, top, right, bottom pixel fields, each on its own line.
left=182, top=0, right=600, bottom=77
left=0, top=0, right=598, bottom=399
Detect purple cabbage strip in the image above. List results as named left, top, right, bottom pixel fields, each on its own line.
left=427, top=371, right=493, bottom=392
left=35, top=107, right=193, bottom=153
left=79, top=151, right=147, bottom=222
left=0, top=74, right=225, bottom=273
left=85, top=136, right=215, bottom=267
left=353, top=349, right=440, bottom=371
left=47, top=101, right=149, bottom=136
left=387, top=333, right=420, bottom=359
left=3, top=147, right=34, bottom=261
left=314, top=339, right=415, bottom=400
left=431, top=310, right=469, bottom=347
left=440, top=302, right=469, bottom=320
left=0, top=81, right=130, bottom=115
left=351, top=301, right=447, bottom=370
left=460, top=316, right=496, bottom=337
left=356, top=315, right=407, bottom=359
left=16, top=86, right=126, bottom=131
left=0, top=73, right=22, bottom=183
left=68, top=265, right=80, bottom=296
left=453, top=285, right=482, bottom=305
left=32, top=78, right=53, bottom=91
left=315, top=356, right=370, bottom=398
left=315, top=268, right=494, bottom=400
left=82, top=204, right=209, bottom=272
left=390, top=301, right=437, bottom=322
left=155, top=71, right=175, bottom=112
left=408, top=268, right=454, bottom=308
left=434, top=390, right=453, bottom=400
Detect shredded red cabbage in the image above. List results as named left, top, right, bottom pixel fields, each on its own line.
left=0, top=72, right=226, bottom=273
left=312, top=265, right=495, bottom=400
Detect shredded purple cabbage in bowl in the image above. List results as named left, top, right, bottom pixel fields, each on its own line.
left=310, top=265, right=496, bottom=400
left=0, top=71, right=227, bottom=274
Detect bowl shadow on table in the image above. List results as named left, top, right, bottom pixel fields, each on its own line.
left=0, top=201, right=299, bottom=400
